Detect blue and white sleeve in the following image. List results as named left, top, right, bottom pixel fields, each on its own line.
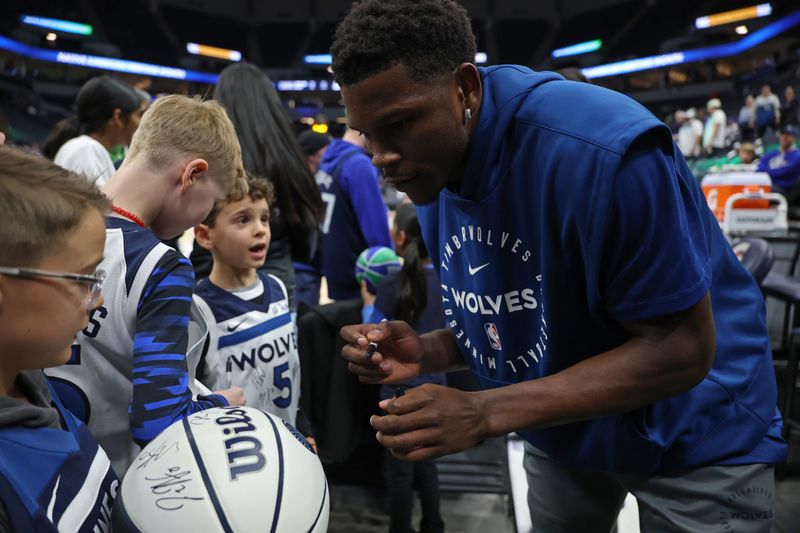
left=130, top=251, right=228, bottom=446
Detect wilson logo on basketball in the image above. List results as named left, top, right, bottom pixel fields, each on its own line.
left=215, top=408, right=267, bottom=481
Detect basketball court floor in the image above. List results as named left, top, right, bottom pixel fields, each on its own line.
left=327, top=438, right=800, bottom=533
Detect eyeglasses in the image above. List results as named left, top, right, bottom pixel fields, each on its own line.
left=0, top=266, right=106, bottom=308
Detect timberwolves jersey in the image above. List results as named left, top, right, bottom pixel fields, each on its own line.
left=45, top=218, right=227, bottom=478
left=0, top=380, right=118, bottom=532
left=195, top=272, right=300, bottom=425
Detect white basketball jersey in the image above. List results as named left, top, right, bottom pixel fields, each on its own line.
left=195, top=273, right=300, bottom=425
left=46, top=218, right=221, bottom=477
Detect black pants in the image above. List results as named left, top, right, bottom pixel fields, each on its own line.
left=384, top=450, right=445, bottom=533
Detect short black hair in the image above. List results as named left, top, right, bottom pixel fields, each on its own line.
left=331, top=0, right=477, bottom=86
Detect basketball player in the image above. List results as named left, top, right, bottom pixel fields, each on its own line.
left=46, top=95, right=247, bottom=478
left=0, top=146, right=118, bottom=531
left=336, top=1, right=786, bottom=530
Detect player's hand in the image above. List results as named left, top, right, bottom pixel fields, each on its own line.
left=340, top=320, right=424, bottom=384
left=360, top=279, right=376, bottom=306
left=371, top=384, right=488, bottom=462
left=216, top=386, right=246, bottom=406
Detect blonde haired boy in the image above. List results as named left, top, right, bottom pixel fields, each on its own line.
left=0, top=145, right=118, bottom=531
left=47, top=95, right=247, bottom=477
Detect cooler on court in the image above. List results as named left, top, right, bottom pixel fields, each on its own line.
left=701, top=171, right=787, bottom=234
left=701, top=171, right=771, bottom=222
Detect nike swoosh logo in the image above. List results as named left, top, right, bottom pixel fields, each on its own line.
left=468, top=262, right=490, bottom=275
left=227, top=318, right=248, bottom=332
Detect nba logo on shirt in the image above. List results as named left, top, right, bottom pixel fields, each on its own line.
left=484, top=323, right=502, bottom=350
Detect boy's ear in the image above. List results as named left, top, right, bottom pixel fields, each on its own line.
left=194, top=223, right=214, bottom=251
left=179, top=159, right=209, bottom=194
left=394, top=229, right=408, bottom=250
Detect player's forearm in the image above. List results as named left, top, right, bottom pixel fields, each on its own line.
left=481, top=295, right=716, bottom=438
left=480, top=338, right=712, bottom=438
left=418, top=328, right=468, bottom=374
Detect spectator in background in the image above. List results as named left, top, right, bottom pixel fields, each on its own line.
left=757, top=125, right=800, bottom=200
left=195, top=62, right=325, bottom=310
left=295, top=129, right=332, bottom=308
left=677, top=108, right=703, bottom=158
left=707, top=142, right=758, bottom=173
left=695, top=106, right=708, bottom=136
left=298, top=129, right=332, bottom=175
left=44, top=76, right=146, bottom=187
left=736, top=142, right=758, bottom=165
left=738, top=94, right=756, bottom=142
left=317, top=127, right=393, bottom=300
left=781, top=85, right=798, bottom=128
left=702, top=98, right=727, bottom=157
left=667, top=111, right=681, bottom=137
left=755, top=83, right=781, bottom=139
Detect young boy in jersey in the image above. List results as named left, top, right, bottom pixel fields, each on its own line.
left=46, top=94, right=247, bottom=478
left=0, top=145, right=118, bottom=532
left=193, top=175, right=313, bottom=447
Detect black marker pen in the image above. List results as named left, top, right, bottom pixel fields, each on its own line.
left=364, top=319, right=387, bottom=360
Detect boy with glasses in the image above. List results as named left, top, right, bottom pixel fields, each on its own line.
left=46, top=95, right=248, bottom=477
left=0, top=145, right=118, bottom=531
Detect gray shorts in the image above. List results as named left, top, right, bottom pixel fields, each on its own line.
left=523, top=443, right=775, bottom=533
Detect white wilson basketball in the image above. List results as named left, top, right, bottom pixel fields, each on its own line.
left=114, top=406, right=329, bottom=532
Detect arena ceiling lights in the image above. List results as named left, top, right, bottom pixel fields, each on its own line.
left=551, top=39, right=602, bottom=59
left=186, top=42, right=242, bottom=62
left=21, top=15, right=93, bottom=36
left=582, top=8, right=800, bottom=79
left=4, top=8, right=798, bottom=87
left=0, top=34, right=217, bottom=84
left=695, top=3, right=772, bottom=30
left=304, top=53, right=489, bottom=65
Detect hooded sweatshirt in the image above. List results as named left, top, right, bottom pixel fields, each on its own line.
left=0, top=370, right=118, bottom=531
left=316, top=138, right=393, bottom=300
left=417, top=65, right=786, bottom=473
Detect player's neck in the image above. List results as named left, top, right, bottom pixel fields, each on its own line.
left=103, top=161, right=165, bottom=228
left=209, top=262, right=258, bottom=291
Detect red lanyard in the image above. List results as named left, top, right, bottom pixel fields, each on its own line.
left=111, top=205, right=146, bottom=228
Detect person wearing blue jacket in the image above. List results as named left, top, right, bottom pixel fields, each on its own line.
left=335, top=1, right=787, bottom=531
left=757, top=125, right=800, bottom=199
left=316, top=128, right=393, bottom=300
